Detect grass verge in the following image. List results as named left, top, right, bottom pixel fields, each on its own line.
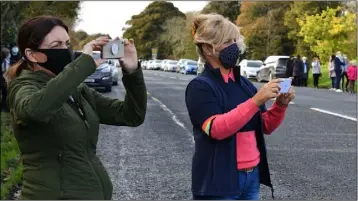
left=1, top=112, right=23, bottom=200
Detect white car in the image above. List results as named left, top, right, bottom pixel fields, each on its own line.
left=239, top=59, right=263, bottom=79
left=160, top=60, right=170, bottom=71
left=147, top=60, right=154, bottom=70
left=152, top=59, right=162, bottom=70
left=164, top=60, right=178, bottom=72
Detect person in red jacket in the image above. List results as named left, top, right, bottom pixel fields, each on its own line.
left=347, top=60, right=357, bottom=93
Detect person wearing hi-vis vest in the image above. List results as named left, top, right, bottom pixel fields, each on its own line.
left=185, top=14, right=295, bottom=200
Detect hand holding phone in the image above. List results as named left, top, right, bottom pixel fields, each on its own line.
left=101, top=39, right=125, bottom=59
left=279, top=78, right=292, bottom=94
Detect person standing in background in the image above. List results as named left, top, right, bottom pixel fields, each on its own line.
left=341, top=54, right=349, bottom=92
left=311, top=57, right=321, bottom=88
left=301, top=56, right=310, bottom=87
left=285, top=56, right=294, bottom=78
left=328, top=55, right=336, bottom=91
left=293, top=55, right=304, bottom=86
left=347, top=60, right=357, bottom=94
left=1, top=47, right=10, bottom=111
left=9, top=45, right=21, bottom=65
left=334, top=51, right=345, bottom=92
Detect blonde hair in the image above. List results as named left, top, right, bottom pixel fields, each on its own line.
left=191, top=13, right=245, bottom=62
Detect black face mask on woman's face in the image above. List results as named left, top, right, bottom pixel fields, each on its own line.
left=36, top=48, right=73, bottom=75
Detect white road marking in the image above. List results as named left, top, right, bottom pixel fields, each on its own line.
left=179, top=78, right=189, bottom=81
left=289, top=102, right=294, bottom=105
left=169, top=76, right=175, bottom=79
left=149, top=95, right=194, bottom=143
left=310, top=108, right=357, bottom=121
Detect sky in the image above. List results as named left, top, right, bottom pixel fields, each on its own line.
left=74, top=1, right=208, bottom=38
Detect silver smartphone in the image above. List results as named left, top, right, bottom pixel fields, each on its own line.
left=101, top=39, right=125, bottom=59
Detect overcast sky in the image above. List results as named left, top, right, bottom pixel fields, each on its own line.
left=74, top=1, right=208, bottom=38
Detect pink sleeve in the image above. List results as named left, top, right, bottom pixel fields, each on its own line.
left=261, top=101, right=287, bottom=135
left=203, top=98, right=259, bottom=140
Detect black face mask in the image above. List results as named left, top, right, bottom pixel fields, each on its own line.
left=36, top=48, right=73, bottom=75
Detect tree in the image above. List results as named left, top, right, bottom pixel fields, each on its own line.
left=160, top=11, right=199, bottom=60
left=236, top=2, right=293, bottom=60
left=284, top=1, right=341, bottom=58
left=298, top=7, right=357, bottom=62
left=1, top=1, right=81, bottom=47
left=123, top=1, right=185, bottom=59
left=201, top=1, right=241, bottom=22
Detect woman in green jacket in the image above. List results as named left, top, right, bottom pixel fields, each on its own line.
left=6, top=16, right=147, bottom=200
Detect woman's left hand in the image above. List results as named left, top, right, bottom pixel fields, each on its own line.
left=276, top=87, right=295, bottom=107
left=118, top=38, right=138, bottom=73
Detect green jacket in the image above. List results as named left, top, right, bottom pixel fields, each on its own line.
left=6, top=54, right=147, bottom=200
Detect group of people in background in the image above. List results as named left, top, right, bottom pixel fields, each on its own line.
left=328, top=51, right=356, bottom=93
left=285, top=51, right=356, bottom=93
left=1, top=45, right=21, bottom=111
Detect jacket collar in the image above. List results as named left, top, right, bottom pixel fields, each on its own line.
left=203, top=63, right=241, bottom=83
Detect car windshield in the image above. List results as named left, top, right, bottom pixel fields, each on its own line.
left=156, top=60, right=161, bottom=63
left=247, top=61, right=262, bottom=68
left=170, top=61, right=178, bottom=64
left=92, top=53, right=101, bottom=60
left=277, top=58, right=289, bottom=66
left=187, top=62, right=197, bottom=65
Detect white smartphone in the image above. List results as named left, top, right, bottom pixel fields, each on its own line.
left=279, top=78, right=292, bottom=93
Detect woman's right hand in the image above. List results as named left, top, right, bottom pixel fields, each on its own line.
left=252, top=79, right=282, bottom=106
left=82, top=36, right=110, bottom=67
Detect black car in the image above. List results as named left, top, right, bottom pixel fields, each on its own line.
left=75, top=51, right=113, bottom=92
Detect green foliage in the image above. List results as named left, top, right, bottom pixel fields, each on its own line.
left=123, top=1, right=185, bottom=59
left=160, top=12, right=198, bottom=60
left=1, top=1, right=81, bottom=46
left=1, top=112, right=23, bottom=200
left=284, top=1, right=341, bottom=58
left=201, top=1, right=240, bottom=22
left=236, top=2, right=294, bottom=60
left=298, top=7, right=357, bottom=62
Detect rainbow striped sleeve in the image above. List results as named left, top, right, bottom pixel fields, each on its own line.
left=201, top=115, right=219, bottom=136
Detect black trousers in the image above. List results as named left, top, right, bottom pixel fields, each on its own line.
left=293, top=76, right=301, bottom=86
left=313, top=74, right=320, bottom=88
left=341, top=72, right=349, bottom=90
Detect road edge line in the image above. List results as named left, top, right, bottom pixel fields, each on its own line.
left=310, top=108, right=357, bottom=121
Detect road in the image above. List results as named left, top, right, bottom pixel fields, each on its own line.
left=95, top=70, right=357, bottom=200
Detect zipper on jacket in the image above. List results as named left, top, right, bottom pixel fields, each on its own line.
left=73, top=94, right=106, bottom=199
left=58, top=151, right=64, bottom=198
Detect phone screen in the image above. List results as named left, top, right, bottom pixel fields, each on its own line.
left=279, top=79, right=291, bottom=93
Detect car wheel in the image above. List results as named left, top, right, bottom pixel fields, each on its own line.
left=112, top=81, right=118, bottom=86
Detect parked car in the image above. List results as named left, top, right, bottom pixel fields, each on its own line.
left=108, top=59, right=119, bottom=85
left=147, top=60, right=154, bottom=70
left=83, top=51, right=114, bottom=92
left=160, top=60, right=170, bottom=71
left=176, top=59, right=190, bottom=73
left=256, top=56, right=290, bottom=82
left=180, top=60, right=198, bottom=75
left=239, top=59, right=262, bottom=79
left=164, top=60, right=178, bottom=72
left=197, top=58, right=204, bottom=75
left=141, top=60, right=147, bottom=69
left=152, top=59, right=162, bottom=70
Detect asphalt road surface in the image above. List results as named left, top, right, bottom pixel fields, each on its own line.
left=95, top=70, right=357, bottom=200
